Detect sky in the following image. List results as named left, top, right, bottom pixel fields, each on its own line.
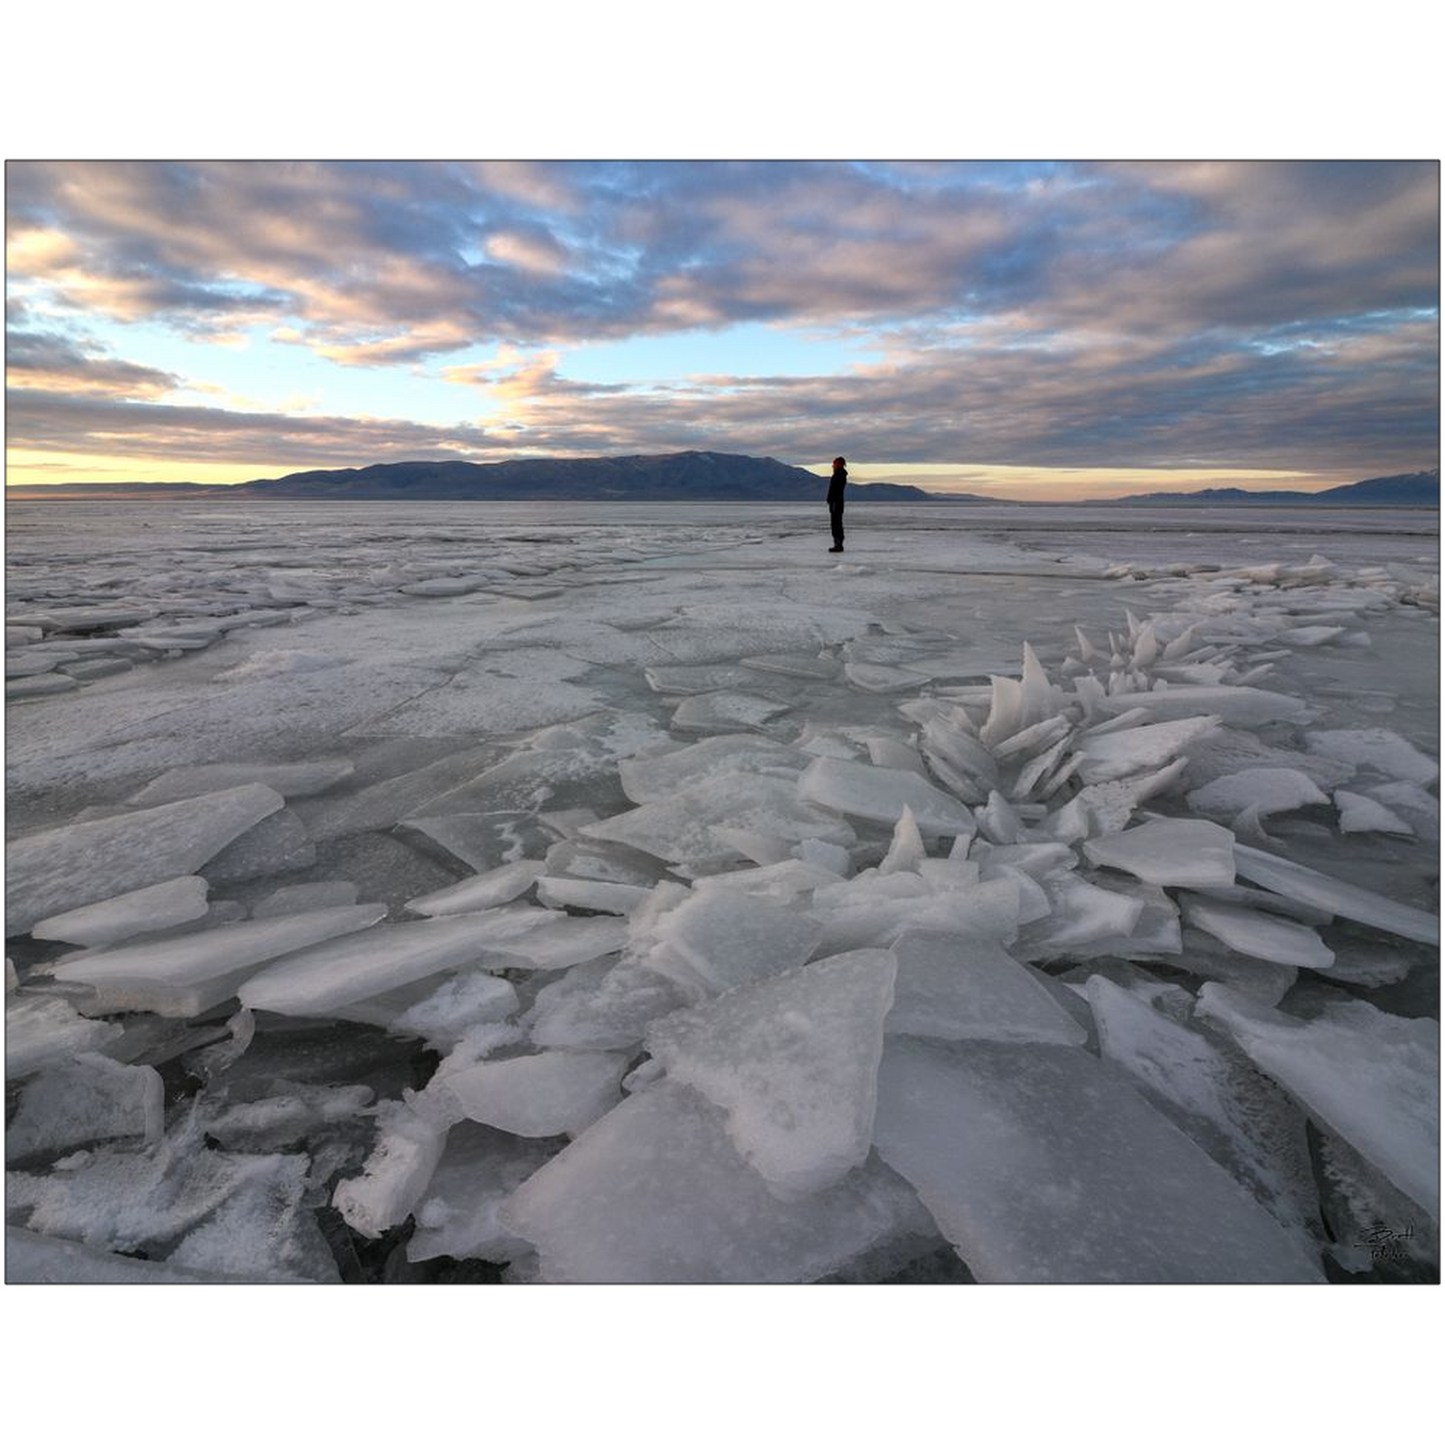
left=4, top=159, right=1439, bottom=499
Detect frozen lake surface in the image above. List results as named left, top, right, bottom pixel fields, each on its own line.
left=5, top=501, right=1440, bottom=1282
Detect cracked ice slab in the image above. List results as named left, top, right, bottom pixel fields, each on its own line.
left=439, top=1051, right=628, bottom=1137
left=646, top=949, right=898, bottom=1198
left=6, top=1053, right=164, bottom=1163
left=616, top=734, right=807, bottom=805
left=885, top=930, right=1087, bottom=1045
left=582, top=772, right=855, bottom=869
left=32, top=875, right=210, bottom=948
left=1083, top=818, right=1236, bottom=889
left=239, top=908, right=552, bottom=1016
left=54, top=903, right=390, bottom=1017
left=1180, top=895, right=1335, bottom=971
left=798, top=756, right=978, bottom=836
left=127, top=758, right=354, bottom=805
left=1084, top=977, right=1321, bottom=1244
left=1305, top=728, right=1439, bottom=786
left=648, top=890, right=823, bottom=995
left=1094, top=685, right=1314, bottom=727
left=873, top=1037, right=1324, bottom=1282
left=6, top=783, right=284, bottom=937
left=5, top=993, right=124, bottom=1078
left=1196, top=985, right=1440, bottom=1219
left=501, top=1081, right=929, bottom=1282
left=1233, top=844, right=1439, bottom=945
left=1075, top=716, right=1222, bottom=784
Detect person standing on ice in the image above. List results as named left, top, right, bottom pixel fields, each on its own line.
left=827, top=456, right=847, bottom=553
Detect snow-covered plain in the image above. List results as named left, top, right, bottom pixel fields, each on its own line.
left=4, top=500, right=1440, bottom=1283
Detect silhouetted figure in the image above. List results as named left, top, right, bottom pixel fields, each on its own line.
left=827, top=456, right=847, bottom=552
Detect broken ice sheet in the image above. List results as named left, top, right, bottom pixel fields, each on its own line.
left=238, top=908, right=550, bottom=1017
left=128, top=757, right=354, bottom=805
left=5, top=1227, right=235, bottom=1284
left=407, top=860, right=544, bottom=916
left=6, top=1053, right=164, bottom=1163
left=406, top=1124, right=560, bottom=1263
left=501, top=1081, right=930, bottom=1282
left=1084, top=977, right=1321, bottom=1244
left=1082, top=817, right=1236, bottom=888
left=646, top=949, right=898, bottom=1198
left=670, top=690, right=792, bottom=735
left=1196, top=985, right=1440, bottom=1219
left=798, top=756, right=978, bottom=836
left=1179, top=895, right=1335, bottom=972
left=7, top=1111, right=318, bottom=1257
left=885, top=930, right=1087, bottom=1046
left=1334, top=789, right=1414, bottom=835
left=168, top=1152, right=339, bottom=1282
left=1305, top=728, right=1438, bottom=786
left=535, top=875, right=651, bottom=914
left=873, top=1036, right=1323, bottom=1282
left=54, top=903, right=389, bottom=1018
left=332, top=1097, right=449, bottom=1240
left=1185, top=767, right=1330, bottom=821
left=438, top=1050, right=628, bottom=1137
left=1233, top=844, right=1439, bottom=946
left=389, top=971, right=520, bottom=1049
left=6, top=783, right=284, bottom=937
left=527, top=957, right=691, bottom=1053
left=31, top=875, right=210, bottom=949
left=1094, top=685, right=1314, bottom=727
left=582, top=771, right=855, bottom=870
left=1075, top=715, right=1221, bottom=784
left=648, top=889, right=822, bottom=996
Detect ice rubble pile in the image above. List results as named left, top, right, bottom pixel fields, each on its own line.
left=6, top=551, right=1440, bottom=1283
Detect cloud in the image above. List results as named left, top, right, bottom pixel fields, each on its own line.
left=5, top=387, right=500, bottom=470
left=5, top=161, right=1438, bottom=480
left=5, top=326, right=181, bottom=398
left=485, top=227, right=572, bottom=274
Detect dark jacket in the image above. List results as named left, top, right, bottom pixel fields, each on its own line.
left=827, top=466, right=847, bottom=505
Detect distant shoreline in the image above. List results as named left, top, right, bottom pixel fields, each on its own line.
left=6, top=491, right=1438, bottom=511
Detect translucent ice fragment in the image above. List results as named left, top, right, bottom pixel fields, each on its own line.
left=440, top=1051, right=628, bottom=1137
left=1186, top=768, right=1330, bottom=820
left=6, top=784, right=284, bottom=936
left=407, top=860, right=544, bottom=916
left=873, top=1037, right=1323, bottom=1282
left=502, top=1081, right=928, bottom=1282
left=31, top=875, right=209, bottom=948
left=1084, top=818, right=1236, bottom=888
left=239, top=908, right=551, bottom=1016
left=333, top=1099, right=449, bottom=1239
left=886, top=930, right=1086, bottom=1045
left=6, top=1053, right=163, bottom=1162
left=1196, top=985, right=1439, bottom=1218
left=647, top=949, right=897, bottom=1198
left=1305, top=728, right=1438, bottom=786
left=1180, top=895, right=1334, bottom=971
left=798, top=757, right=978, bottom=836
left=128, top=758, right=353, bottom=805
left=1233, top=845, right=1438, bottom=945
left=54, top=903, right=388, bottom=1017
left=1076, top=715, right=1221, bottom=784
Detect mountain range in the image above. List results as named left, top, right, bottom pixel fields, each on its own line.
left=1093, top=469, right=1439, bottom=507
left=5, top=455, right=1437, bottom=506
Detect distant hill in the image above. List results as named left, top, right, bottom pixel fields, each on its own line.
left=1098, top=468, right=1439, bottom=507
left=5, top=452, right=942, bottom=502
left=235, top=452, right=938, bottom=501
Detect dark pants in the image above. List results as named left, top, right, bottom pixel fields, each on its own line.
left=828, top=500, right=845, bottom=547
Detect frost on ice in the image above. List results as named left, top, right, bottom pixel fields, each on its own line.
left=4, top=505, right=1438, bottom=1282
